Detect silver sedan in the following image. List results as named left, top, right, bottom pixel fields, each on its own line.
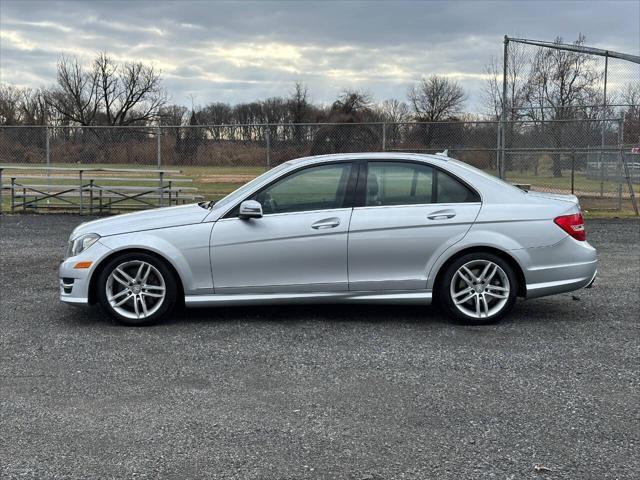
left=59, top=153, right=597, bottom=326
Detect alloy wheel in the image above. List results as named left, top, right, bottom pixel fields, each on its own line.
left=105, top=260, right=166, bottom=320
left=449, top=259, right=510, bottom=319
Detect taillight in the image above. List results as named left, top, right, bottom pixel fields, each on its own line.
left=554, top=213, right=586, bottom=241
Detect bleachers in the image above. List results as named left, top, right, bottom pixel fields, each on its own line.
left=0, top=166, right=203, bottom=213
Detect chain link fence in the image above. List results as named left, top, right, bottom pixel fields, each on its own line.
left=497, top=36, right=640, bottom=212
left=0, top=120, right=638, bottom=212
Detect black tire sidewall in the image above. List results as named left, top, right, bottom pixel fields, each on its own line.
left=97, top=252, right=177, bottom=326
left=438, top=252, right=518, bottom=325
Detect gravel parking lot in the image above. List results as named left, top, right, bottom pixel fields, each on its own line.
left=0, top=215, right=638, bottom=479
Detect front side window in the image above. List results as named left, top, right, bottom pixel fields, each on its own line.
left=251, top=163, right=352, bottom=215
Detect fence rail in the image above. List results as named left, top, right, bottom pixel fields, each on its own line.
left=1, top=120, right=638, bottom=214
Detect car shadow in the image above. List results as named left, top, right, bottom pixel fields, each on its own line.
left=56, top=293, right=594, bottom=329
left=165, top=303, right=451, bottom=326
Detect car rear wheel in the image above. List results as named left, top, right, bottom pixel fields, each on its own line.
left=97, top=252, right=177, bottom=326
left=438, top=252, right=517, bottom=325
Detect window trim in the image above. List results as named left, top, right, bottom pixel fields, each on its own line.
left=222, top=160, right=359, bottom=219
left=355, top=159, right=481, bottom=208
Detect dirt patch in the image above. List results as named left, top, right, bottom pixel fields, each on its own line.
left=199, top=174, right=257, bottom=183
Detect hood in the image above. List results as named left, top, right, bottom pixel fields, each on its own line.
left=71, top=203, right=211, bottom=238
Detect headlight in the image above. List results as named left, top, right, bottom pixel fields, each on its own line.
left=66, top=233, right=100, bottom=258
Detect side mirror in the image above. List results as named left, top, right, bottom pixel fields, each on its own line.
left=238, top=200, right=263, bottom=219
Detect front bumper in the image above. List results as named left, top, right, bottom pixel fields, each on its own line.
left=59, top=241, right=112, bottom=305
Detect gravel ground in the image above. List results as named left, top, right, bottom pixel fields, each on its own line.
left=0, top=215, right=638, bottom=480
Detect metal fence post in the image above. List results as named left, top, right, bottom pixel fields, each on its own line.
left=382, top=123, right=386, bottom=151
left=266, top=127, right=271, bottom=169
left=618, top=115, right=624, bottom=210
left=78, top=170, right=83, bottom=214
left=156, top=127, right=162, bottom=168
left=571, top=150, right=575, bottom=195
left=495, top=122, right=501, bottom=176
left=46, top=125, right=50, bottom=165
left=10, top=177, right=15, bottom=213
left=46, top=125, right=51, bottom=205
left=500, top=35, right=509, bottom=180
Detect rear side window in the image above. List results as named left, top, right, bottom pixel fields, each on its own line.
left=436, top=170, right=479, bottom=203
left=364, top=161, right=479, bottom=206
left=366, top=162, right=434, bottom=206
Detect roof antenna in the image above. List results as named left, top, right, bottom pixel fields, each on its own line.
left=437, top=149, right=449, bottom=157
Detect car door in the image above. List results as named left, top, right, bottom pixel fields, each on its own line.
left=210, top=162, right=356, bottom=294
left=348, top=160, right=481, bottom=291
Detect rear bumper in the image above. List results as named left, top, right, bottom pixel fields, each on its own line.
left=512, top=236, right=598, bottom=299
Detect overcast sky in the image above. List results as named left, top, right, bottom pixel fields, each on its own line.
left=1, top=0, right=638, bottom=113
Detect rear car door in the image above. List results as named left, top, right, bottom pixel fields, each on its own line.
left=348, top=160, right=481, bottom=291
left=210, top=162, right=356, bottom=293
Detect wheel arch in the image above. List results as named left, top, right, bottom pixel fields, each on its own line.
left=88, top=248, right=185, bottom=305
left=431, top=246, right=527, bottom=299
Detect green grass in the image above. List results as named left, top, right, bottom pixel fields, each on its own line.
left=505, top=171, right=639, bottom=193
left=2, top=163, right=638, bottom=217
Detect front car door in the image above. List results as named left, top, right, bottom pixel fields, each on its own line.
left=348, top=160, right=481, bottom=291
left=210, top=162, right=356, bottom=294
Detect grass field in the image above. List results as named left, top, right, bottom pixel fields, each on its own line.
left=1, top=163, right=638, bottom=216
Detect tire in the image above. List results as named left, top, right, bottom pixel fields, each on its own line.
left=96, top=252, right=178, bottom=326
left=437, top=252, right=518, bottom=325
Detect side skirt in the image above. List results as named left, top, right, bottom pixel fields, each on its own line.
left=184, top=290, right=432, bottom=307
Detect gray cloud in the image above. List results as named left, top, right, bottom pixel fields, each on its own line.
left=1, top=0, right=638, bottom=112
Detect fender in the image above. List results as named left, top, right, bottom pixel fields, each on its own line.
left=425, top=229, right=526, bottom=290
left=98, top=222, right=215, bottom=295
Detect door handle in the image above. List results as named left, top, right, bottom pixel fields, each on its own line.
left=428, top=210, right=456, bottom=220
left=311, top=217, right=341, bottom=229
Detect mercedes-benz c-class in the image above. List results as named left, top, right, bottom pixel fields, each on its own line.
left=60, top=153, right=597, bottom=326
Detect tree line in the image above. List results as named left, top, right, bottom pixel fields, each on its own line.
left=0, top=51, right=471, bottom=128
left=0, top=36, right=637, bottom=175
left=1, top=36, right=637, bottom=131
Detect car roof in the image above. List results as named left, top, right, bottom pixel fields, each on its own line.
left=285, top=152, right=448, bottom=166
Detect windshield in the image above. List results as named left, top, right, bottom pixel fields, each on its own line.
left=211, top=163, right=291, bottom=210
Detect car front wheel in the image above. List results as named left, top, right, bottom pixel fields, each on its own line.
left=97, top=252, right=177, bottom=326
left=438, top=253, right=517, bottom=324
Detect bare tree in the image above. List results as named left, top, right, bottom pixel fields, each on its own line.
left=47, top=55, right=100, bottom=126
left=621, top=83, right=640, bottom=144
left=198, top=102, right=234, bottom=140
left=47, top=52, right=167, bottom=126
left=523, top=35, right=602, bottom=176
left=482, top=42, right=528, bottom=121
left=0, top=84, right=22, bottom=124
left=408, top=75, right=466, bottom=122
left=288, top=81, right=310, bottom=123
left=158, top=104, right=188, bottom=126
left=20, top=88, right=50, bottom=125
left=375, top=99, right=410, bottom=147
left=95, top=52, right=168, bottom=126
left=311, top=90, right=379, bottom=154
left=288, top=81, right=310, bottom=144
left=330, top=90, right=374, bottom=121
left=377, top=99, right=410, bottom=123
